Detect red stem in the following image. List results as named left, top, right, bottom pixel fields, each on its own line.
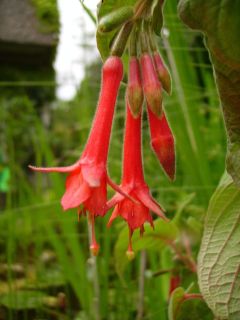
left=184, top=293, right=203, bottom=300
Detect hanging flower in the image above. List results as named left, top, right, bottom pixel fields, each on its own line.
left=107, top=101, right=168, bottom=257
left=29, top=56, right=124, bottom=255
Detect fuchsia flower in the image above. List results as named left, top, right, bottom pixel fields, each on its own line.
left=147, top=105, right=176, bottom=180
left=29, top=56, right=124, bottom=255
left=107, top=102, right=167, bottom=256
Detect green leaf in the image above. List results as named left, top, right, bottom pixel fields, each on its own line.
left=152, top=0, right=165, bottom=36
left=114, top=219, right=179, bottom=275
left=96, top=0, right=138, bottom=60
left=168, top=287, right=185, bottom=320
left=178, top=0, right=240, bottom=186
left=168, top=288, right=213, bottom=320
left=198, top=173, right=240, bottom=320
left=0, top=290, right=46, bottom=310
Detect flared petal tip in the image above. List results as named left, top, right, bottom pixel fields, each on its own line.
left=28, top=165, right=38, bottom=171
left=61, top=202, right=71, bottom=211
left=29, top=163, right=79, bottom=173
left=160, top=157, right=176, bottom=181
left=28, top=164, right=53, bottom=173
left=107, top=206, right=119, bottom=228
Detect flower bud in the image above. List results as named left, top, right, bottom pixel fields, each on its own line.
left=147, top=106, right=176, bottom=180
left=127, top=57, right=144, bottom=117
left=153, top=52, right=172, bottom=95
left=140, top=53, right=163, bottom=117
left=98, top=6, right=134, bottom=34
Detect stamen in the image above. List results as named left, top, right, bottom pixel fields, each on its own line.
left=89, top=215, right=100, bottom=256
left=126, top=228, right=135, bottom=260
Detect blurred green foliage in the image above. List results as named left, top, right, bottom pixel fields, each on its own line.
left=32, top=0, right=59, bottom=33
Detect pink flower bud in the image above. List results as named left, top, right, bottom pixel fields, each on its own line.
left=147, top=106, right=176, bottom=180
left=153, top=52, right=172, bottom=95
left=140, top=53, right=163, bottom=117
left=127, top=57, right=144, bottom=117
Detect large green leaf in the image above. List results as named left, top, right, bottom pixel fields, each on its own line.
left=178, top=0, right=240, bottom=186
left=114, top=219, right=178, bottom=275
left=198, top=173, right=240, bottom=319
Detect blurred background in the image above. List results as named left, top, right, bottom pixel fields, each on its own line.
left=0, top=0, right=226, bottom=319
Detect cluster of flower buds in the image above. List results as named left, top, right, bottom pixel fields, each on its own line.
left=30, top=0, right=175, bottom=258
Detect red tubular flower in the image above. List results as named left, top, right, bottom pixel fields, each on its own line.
left=140, top=52, right=163, bottom=117
left=107, top=101, right=167, bottom=256
left=147, top=105, right=176, bottom=181
left=29, top=56, right=124, bottom=255
left=153, top=51, right=172, bottom=95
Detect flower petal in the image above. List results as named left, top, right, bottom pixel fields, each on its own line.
left=136, top=187, right=168, bottom=221
left=84, top=181, right=107, bottom=216
left=29, top=162, right=80, bottom=173
left=107, top=193, right=125, bottom=210
left=115, top=198, right=152, bottom=230
left=107, top=176, right=139, bottom=204
left=107, top=206, right=120, bottom=227
left=81, top=163, right=105, bottom=187
left=61, top=171, right=91, bottom=210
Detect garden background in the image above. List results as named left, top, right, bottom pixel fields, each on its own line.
left=0, top=0, right=228, bottom=319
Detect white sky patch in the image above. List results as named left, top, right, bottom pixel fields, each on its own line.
left=54, top=0, right=100, bottom=101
